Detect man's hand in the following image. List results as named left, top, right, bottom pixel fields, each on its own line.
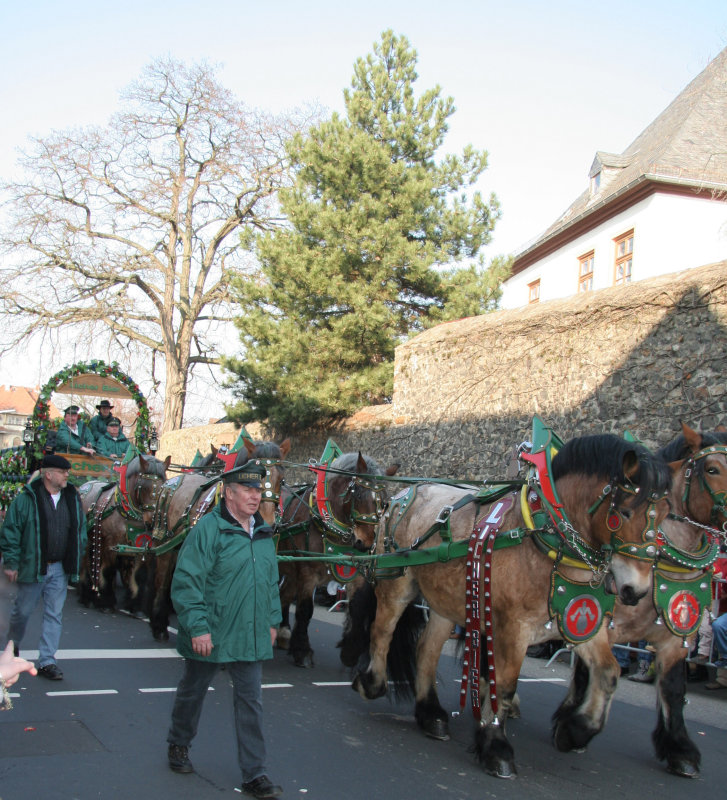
left=191, top=633, right=213, bottom=657
left=3, top=568, right=17, bottom=583
left=270, top=627, right=278, bottom=648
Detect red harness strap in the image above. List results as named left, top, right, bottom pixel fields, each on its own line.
left=459, top=496, right=513, bottom=723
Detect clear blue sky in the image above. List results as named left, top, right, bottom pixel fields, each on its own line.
left=1, top=0, right=726, bottom=414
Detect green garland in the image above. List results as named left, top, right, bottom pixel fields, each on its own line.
left=0, top=447, right=27, bottom=510
left=31, top=360, right=152, bottom=459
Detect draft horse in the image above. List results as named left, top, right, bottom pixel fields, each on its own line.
left=590, top=423, right=727, bottom=777
left=345, top=426, right=673, bottom=778
left=142, top=437, right=290, bottom=640
left=78, top=451, right=170, bottom=614
left=276, top=444, right=398, bottom=667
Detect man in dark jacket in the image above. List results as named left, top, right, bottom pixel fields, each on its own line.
left=94, top=417, right=130, bottom=459
left=0, top=454, right=86, bottom=680
left=55, top=405, right=96, bottom=455
left=166, top=460, right=283, bottom=799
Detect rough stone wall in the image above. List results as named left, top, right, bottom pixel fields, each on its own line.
left=160, top=260, right=727, bottom=484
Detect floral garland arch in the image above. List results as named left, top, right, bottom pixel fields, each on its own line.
left=30, top=360, right=152, bottom=460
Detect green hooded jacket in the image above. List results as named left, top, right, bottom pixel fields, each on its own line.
left=95, top=430, right=131, bottom=459
left=171, top=503, right=282, bottom=663
left=0, top=477, right=86, bottom=583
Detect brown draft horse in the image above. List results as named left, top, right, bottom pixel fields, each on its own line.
left=343, top=432, right=674, bottom=779
left=586, top=423, right=727, bottom=777
left=144, top=437, right=290, bottom=640
left=78, top=452, right=171, bottom=614
left=276, top=450, right=399, bottom=667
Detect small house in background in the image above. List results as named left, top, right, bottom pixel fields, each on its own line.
left=0, top=385, right=62, bottom=448
left=501, top=47, right=727, bottom=309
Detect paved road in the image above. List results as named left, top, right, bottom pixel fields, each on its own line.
left=1, top=586, right=726, bottom=799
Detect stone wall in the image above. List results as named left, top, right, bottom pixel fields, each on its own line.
left=160, top=260, right=727, bottom=484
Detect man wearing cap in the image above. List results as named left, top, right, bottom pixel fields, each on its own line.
left=89, top=399, right=114, bottom=443
left=55, top=405, right=96, bottom=455
left=0, top=454, right=86, bottom=680
left=95, top=417, right=130, bottom=460
left=166, top=460, right=283, bottom=799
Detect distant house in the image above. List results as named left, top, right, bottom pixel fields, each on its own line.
left=0, top=385, right=61, bottom=449
left=501, top=47, right=727, bottom=309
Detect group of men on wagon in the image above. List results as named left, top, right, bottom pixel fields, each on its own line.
left=55, top=399, right=130, bottom=460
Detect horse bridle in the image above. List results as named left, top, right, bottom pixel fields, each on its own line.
left=674, top=443, right=727, bottom=533
left=308, top=463, right=389, bottom=546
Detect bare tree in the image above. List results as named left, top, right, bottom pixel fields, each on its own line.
left=0, top=58, right=308, bottom=432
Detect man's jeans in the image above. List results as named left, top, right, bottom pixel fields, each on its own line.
left=168, top=658, right=267, bottom=783
left=7, top=562, right=68, bottom=667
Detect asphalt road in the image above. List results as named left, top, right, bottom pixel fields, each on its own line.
left=1, top=585, right=726, bottom=800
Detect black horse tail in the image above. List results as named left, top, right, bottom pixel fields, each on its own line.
left=337, top=581, right=427, bottom=701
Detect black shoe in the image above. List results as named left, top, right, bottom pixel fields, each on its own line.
left=241, top=775, right=283, bottom=798
left=168, top=744, right=194, bottom=773
left=619, top=666, right=630, bottom=677
left=37, top=663, right=63, bottom=680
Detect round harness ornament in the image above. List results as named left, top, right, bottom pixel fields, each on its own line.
left=667, top=590, right=702, bottom=635
left=135, top=533, right=152, bottom=549
left=563, top=595, right=603, bottom=641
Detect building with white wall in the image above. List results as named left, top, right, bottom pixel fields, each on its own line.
left=501, top=47, right=727, bottom=310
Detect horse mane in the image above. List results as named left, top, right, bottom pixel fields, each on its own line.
left=552, top=434, right=671, bottom=507
left=331, top=452, right=382, bottom=475
left=656, top=429, right=727, bottom=482
left=232, top=440, right=284, bottom=467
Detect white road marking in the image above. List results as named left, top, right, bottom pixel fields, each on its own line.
left=313, top=681, right=353, bottom=687
left=47, top=689, right=118, bottom=696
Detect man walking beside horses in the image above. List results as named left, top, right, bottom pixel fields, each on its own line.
left=166, top=459, right=283, bottom=799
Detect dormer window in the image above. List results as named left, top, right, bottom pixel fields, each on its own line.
left=590, top=172, right=601, bottom=195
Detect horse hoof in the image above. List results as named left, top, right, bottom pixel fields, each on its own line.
left=423, top=719, right=450, bottom=741
left=667, top=762, right=699, bottom=779
left=487, top=763, right=516, bottom=779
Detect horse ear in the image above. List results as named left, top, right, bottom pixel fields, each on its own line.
left=244, top=438, right=256, bottom=456
left=356, top=452, right=367, bottom=473
left=385, top=463, right=400, bottom=476
left=622, top=450, right=640, bottom=482
left=716, top=424, right=727, bottom=433
left=279, top=438, right=291, bottom=458
left=210, top=443, right=218, bottom=457
left=163, top=455, right=171, bottom=470
left=680, top=421, right=702, bottom=453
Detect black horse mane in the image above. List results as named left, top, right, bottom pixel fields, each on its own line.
left=552, top=434, right=671, bottom=507
left=656, top=429, right=727, bottom=481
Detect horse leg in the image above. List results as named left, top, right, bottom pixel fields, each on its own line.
left=277, top=605, right=291, bottom=651
left=338, top=576, right=374, bottom=668
left=352, top=575, right=418, bottom=700
left=414, top=611, right=453, bottom=740
left=147, top=552, right=175, bottom=641
left=289, top=580, right=316, bottom=668
left=652, top=638, right=700, bottom=777
left=551, top=635, right=619, bottom=753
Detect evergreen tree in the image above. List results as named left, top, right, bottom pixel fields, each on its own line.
left=226, top=31, right=508, bottom=429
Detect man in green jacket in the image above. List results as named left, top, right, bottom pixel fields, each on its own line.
left=166, top=460, right=283, bottom=799
left=55, top=405, right=96, bottom=455
left=94, top=418, right=130, bottom=460
left=0, top=454, right=86, bottom=680
left=89, top=399, right=114, bottom=442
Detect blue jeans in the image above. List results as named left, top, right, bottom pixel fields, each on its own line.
left=7, top=561, right=68, bottom=667
left=168, top=658, right=267, bottom=784
left=712, top=612, right=727, bottom=659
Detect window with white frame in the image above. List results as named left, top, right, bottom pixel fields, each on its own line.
left=614, top=230, right=633, bottom=285
left=578, top=251, right=594, bottom=292
left=528, top=279, right=540, bottom=304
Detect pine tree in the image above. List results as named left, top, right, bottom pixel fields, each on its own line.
left=226, top=31, right=508, bottom=429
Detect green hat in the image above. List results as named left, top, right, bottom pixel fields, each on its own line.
left=64, top=405, right=80, bottom=414
left=222, top=460, right=266, bottom=487
left=106, top=417, right=121, bottom=427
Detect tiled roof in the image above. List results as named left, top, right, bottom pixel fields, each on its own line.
left=0, top=385, right=61, bottom=418
left=515, top=47, right=727, bottom=261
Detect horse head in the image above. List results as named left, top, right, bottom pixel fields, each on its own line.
left=322, top=452, right=399, bottom=551
left=240, top=437, right=292, bottom=527
left=130, top=452, right=171, bottom=528
left=552, top=434, right=672, bottom=606
left=659, top=422, right=727, bottom=538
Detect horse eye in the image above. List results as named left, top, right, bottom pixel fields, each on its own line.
left=620, top=508, right=633, bottom=520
